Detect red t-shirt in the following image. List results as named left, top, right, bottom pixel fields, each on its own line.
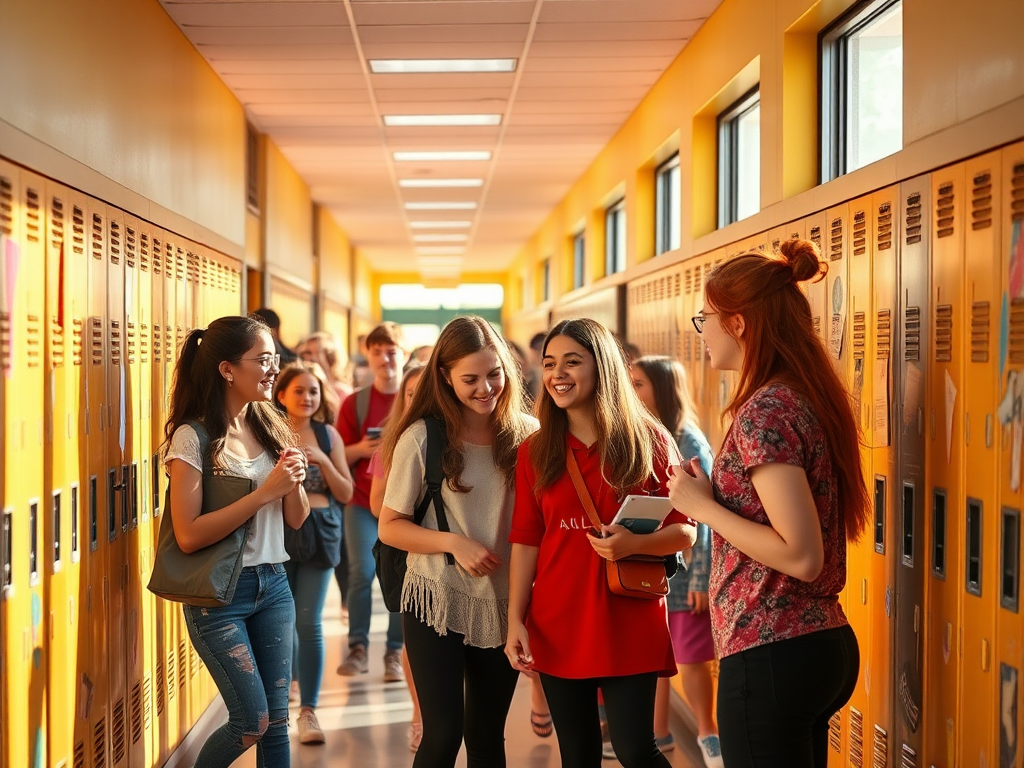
left=710, top=383, right=849, bottom=659
left=510, top=432, right=685, bottom=679
left=336, top=386, right=395, bottom=509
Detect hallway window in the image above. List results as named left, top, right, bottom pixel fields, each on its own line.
left=718, top=87, right=760, bottom=226
left=605, top=199, right=626, bottom=276
left=655, top=154, right=680, bottom=255
left=573, top=230, right=586, bottom=290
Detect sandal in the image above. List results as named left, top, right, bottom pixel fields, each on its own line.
left=530, top=710, right=553, bottom=738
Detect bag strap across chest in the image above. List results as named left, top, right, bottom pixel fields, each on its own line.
left=414, top=416, right=455, bottom=565
left=565, top=447, right=603, bottom=530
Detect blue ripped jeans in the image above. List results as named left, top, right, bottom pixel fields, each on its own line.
left=183, top=563, right=295, bottom=768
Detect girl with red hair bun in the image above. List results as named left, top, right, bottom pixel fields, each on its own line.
left=667, top=239, right=869, bottom=768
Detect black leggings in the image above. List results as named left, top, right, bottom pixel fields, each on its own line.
left=539, top=672, right=672, bottom=768
left=717, top=624, right=860, bottom=768
left=403, top=613, right=519, bottom=768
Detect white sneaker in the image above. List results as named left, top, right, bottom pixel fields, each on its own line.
left=697, top=734, right=725, bottom=768
left=296, top=709, right=325, bottom=744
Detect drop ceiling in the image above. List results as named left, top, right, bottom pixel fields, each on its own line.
left=159, top=0, right=724, bottom=280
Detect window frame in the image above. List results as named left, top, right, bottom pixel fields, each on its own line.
left=717, top=85, right=761, bottom=227
left=820, top=0, right=903, bottom=182
left=655, top=154, right=680, bottom=255
left=572, top=230, right=586, bottom=290
left=604, top=199, right=626, bottom=276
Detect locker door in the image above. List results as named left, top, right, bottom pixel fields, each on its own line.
left=769, top=222, right=805, bottom=258
left=804, top=212, right=829, bottom=345
left=692, top=256, right=712, bottom=440
left=955, top=153, right=1001, bottom=768
left=997, top=141, right=1024, bottom=768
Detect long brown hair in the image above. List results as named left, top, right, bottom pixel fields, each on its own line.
left=706, top=239, right=869, bottom=542
left=381, top=316, right=533, bottom=491
left=163, top=315, right=296, bottom=464
left=632, top=355, right=698, bottom=439
left=273, top=360, right=340, bottom=425
left=529, top=318, right=672, bottom=495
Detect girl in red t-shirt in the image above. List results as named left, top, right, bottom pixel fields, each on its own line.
left=667, top=239, right=870, bottom=768
left=506, top=318, right=696, bottom=768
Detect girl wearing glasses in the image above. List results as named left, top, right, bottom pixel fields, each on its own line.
left=668, top=239, right=868, bottom=768
left=164, top=315, right=309, bottom=768
left=506, top=318, right=696, bottom=768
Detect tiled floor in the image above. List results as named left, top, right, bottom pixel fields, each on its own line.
left=205, top=583, right=704, bottom=767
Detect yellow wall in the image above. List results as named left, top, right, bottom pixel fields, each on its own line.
left=264, top=139, right=314, bottom=286
left=507, top=0, right=1024, bottom=310
left=318, top=206, right=354, bottom=308
left=0, top=0, right=246, bottom=250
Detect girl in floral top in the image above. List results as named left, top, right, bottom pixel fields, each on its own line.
left=667, top=239, right=870, bottom=768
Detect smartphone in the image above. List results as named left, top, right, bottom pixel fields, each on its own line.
left=366, top=426, right=383, bottom=439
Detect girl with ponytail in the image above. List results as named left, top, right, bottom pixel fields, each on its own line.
left=667, top=239, right=868, bottom=768
left=163, top=315, right=309, bottom=767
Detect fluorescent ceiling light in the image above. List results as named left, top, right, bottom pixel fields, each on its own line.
left=415, top=246, right=466, bottom=255
left=413, top=234, right=469, bottom=242
left=405, top=202, right=477, bottom=211
left=399, top=179, right=483, bottom=188
left=394, top=151, right=491, bottom=162
left=384, top=114, right=500, bottom=127
left=409, top=221, right=471, bottom=229
left=370, top=59, right=516, bottom=74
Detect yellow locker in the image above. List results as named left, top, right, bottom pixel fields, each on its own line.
left=769, top=222, right=805, bottom=258
left=803, top=212, right=828, bottom=345
left=1, top=159, right=34, bottom=768
left=997, top=140, right=1024, bottom=768
left=954, top=153, right=1002, bottom=768
left=680, top=259, right=700, bottom=427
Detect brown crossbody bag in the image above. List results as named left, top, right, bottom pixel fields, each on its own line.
left=565, top=448, right=669, bottom=600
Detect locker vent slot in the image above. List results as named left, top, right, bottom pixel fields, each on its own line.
left=771, top=237, right=782, bottom=254
left=0, top=303, right=9, bottom=370
left=27, top=312, right=41, bottom=367
left=72, top=318, right=84, bottom=366
left=201, top=256, right=210, bottom=286
left=874, top=477, right=886, bottom=554
left=684, top=269, right=692, bottom=294
left=1013, top=163, right=1024, bottom=221
left=191, top=645, right=201, bottom=677
left=971, top=171, right=993, bottom=230
left=143, top=673, right=153, bottom=732
left=853, top=312, right=867, bottom=359
left=852, top=210, right=867, bottom=256
left=828, top=711, right=842, bottom=753
left=131, top=681, right=143, bottom=744
left=966, top=498, right=983, bottom=596
left=141, top=323, right=150, bottom=364
left=125, top=225, right=137, bottom=268
left=1011, top=298, right=1024, bottom=363
left=187, top=251, right=201, bottom=283
left=876, top=309, right=891, bottom=359
left=1001, top=507, right=1020, bottom=612
left=90, top=211, right=102, bottom=260
left=51, top=312, right=65, bottom=368
left=73, top=740, right=85, bottom=768
left=112, top=696, right=126, bottom=763
left=90, top=318, right=103, bottom=365
left=153, top=323, right=162, bottom=364
left=93, top=717, right=106, bottom=767
left=72, top=205, right=85, bottom=256
left=152, top=237, right=162, bottom=275
left=934, top=304, right=953, bottom=363
left=176, top=247, right=186, bottom=280
left=110, top=319, right=122, bottom=366
left=179, top=641, right=188, bottom=689
left=109, top=218, right=121, bottom=264
left=877, top=201, right=893, bottom=250
left=25, top=186, right=42, bottom=242
left=2, top=510, right=12, bottom=595
left=829, top=216, right=844, bottom=260
left=140, top=231, right=149, bottom=271
left=813, top=316, right=821, bottom=337
left=872, top=725, right=888, bottom=768
left=933, top=489, right=947, bottom=578
left=166, top=650, right=176, bottom=699
left=936, top=182, right=955, bottom=238
left=156, top=655, right=166, bottom=715
left=970, top=301, right=990, bottom=362
left=905, top=192, right=922, bottom=244
left=49, top=195, right=65, bottom=251
left=904, top=306, right=920, bottom=360
left=900, top=742, right=917, bottom=768
left=810, top=224, right=822, bottom=249
left=684, top=331, right=693, bottom=363
left=167, top=328, right=175, bottom=363
left=694, top=266, right=702, bottom=292
left=849, top=707, right=864, bottom=768
left=0, top=175, right=12, bottom=235
left=127, top=320, right=137, bottom=364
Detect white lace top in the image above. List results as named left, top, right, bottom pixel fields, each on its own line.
left=165, top=424, right=288, bottom=567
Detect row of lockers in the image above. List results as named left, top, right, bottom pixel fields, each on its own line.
left=622, top=140, right=1024, bottom=768
left=0, top=157, right=244, bottom=768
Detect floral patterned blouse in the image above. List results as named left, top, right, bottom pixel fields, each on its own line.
left=709, top=383, right=849, bottom=659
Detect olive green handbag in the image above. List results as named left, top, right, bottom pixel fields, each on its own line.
left=148, top=421, right=255, bottom=608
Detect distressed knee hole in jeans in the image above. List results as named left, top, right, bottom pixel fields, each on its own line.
left=227, top=643, right=256, bottom=674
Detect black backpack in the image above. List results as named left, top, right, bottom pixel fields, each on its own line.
left=373, top=416, right=455, bottom=612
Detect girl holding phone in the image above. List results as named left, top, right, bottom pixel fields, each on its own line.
left=505, top=318, right=696, bottom=768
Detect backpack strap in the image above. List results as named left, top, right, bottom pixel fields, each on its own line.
left=355, top=386, right=372, bottom=432
left=412, top=415, right=455, bottom=565
left=186, top=420, right=213, bottom=471
left=311, top=421, right=332, bottom=455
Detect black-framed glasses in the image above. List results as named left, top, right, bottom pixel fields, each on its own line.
left=691, top=313, right=718, bottom=334
left=237, top=353, right=281, bottom=371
